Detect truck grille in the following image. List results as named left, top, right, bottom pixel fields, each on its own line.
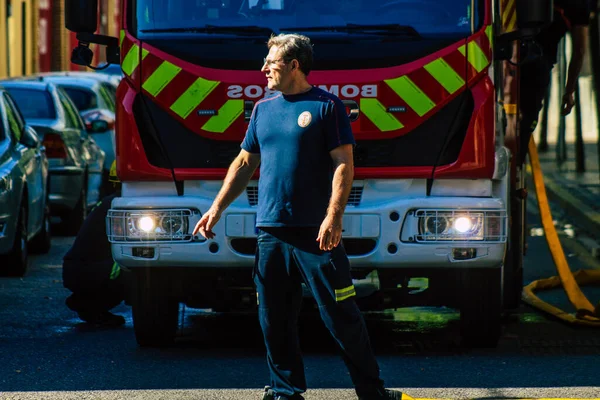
left=246, top=186, right=363, bottom=207
left=231, top=238, right=376, bottom=256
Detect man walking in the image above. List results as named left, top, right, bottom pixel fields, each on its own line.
left=193, top=34, right=401, bottom=400
left=519, top=0, right=592, bottom=163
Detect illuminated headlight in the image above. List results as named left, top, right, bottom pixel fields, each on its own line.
left=407, top=209, right=506, bottom=242
left=138, top=216, right=155, bottom=232
left=107, top=209, right=194, bottom=242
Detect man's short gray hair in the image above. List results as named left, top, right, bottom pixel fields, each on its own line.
left=267, top=33, right=314, bottom=76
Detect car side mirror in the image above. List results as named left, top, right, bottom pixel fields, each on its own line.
left=20, top=125, right=41, bottom=149
left=88, top=119, right=110, bottom=133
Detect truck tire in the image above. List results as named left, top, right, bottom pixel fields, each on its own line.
left=132, top=269, right=179, bottom=347
left=1, top=203, right=29, bottom=277
left=459, top=267, right=502, bottom=348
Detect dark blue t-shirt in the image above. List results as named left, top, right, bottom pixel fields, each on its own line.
left=241, top=86, right=355, bottom=227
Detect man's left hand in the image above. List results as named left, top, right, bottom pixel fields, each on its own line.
left=561, top=92, right=575, bottom=115
left=317, top=215, right=343, bottom=251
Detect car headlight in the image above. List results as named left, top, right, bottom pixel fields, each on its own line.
left=405, top=209, right=506, bottom=242
left=107, top=209, right=194, bottom=242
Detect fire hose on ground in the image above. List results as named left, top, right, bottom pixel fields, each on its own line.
left=521, top=137, right=600, bottom=326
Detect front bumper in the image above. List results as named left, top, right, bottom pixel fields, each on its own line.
left=109, top=182, right=507, bottom=271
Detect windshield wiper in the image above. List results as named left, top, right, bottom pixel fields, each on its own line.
left=281, top=24, right=421, bottom=38
left=141, top=25, right=275, bottom=36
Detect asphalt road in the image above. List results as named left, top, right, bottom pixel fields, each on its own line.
left=1, top=197, right=600, bottom=400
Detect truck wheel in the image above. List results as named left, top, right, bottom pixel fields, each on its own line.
left=132, top=269, right=180, bottom=347
left=1, top=203, right=29, bottom=277
left=30, top=203, right=52, bottom=254
left=459, top=268, right=502, bottom=348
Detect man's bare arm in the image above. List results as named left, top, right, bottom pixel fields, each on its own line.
left=213, top=149, right=261, bottom=212
left=327, top=144, right=354, bottom=220
left=317, top=144, right=354, bottom=251
left=193, top=149, right=260, bottom=238
left=562, top=26, right=589, bottom=115
left=565, top=26, right=589, bottom=94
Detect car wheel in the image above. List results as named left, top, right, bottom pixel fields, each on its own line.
left=1, top=203, right=29, bottom=277
left=30, top=202, right=52, bottom=254
left=132, top=268, right=179, bottom=347
left=64, top=185, right=88, bottom=236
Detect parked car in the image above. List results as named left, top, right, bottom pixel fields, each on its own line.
left=30, top=74, right=116, bottom=194
left=1, top=80, right=105, bottom=235
left=0, top=85, right=51, bottom=276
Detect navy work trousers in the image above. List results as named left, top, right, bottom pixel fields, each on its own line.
left=254, top=227, right=384, bottom=399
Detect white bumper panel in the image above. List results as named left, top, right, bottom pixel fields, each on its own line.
left=111, top=179, right=506, bottom=269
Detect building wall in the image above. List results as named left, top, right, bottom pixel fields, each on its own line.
left=0, top=0, right=38, bottom=78
left=0, top=0, right=8, bottom=78
left=0, top=0, right=120, bottom=77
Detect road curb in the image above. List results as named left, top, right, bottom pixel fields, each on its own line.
left=541, top=174, right=600, bottom=239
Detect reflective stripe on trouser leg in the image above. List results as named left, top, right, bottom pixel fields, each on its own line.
left=290, top=233, right=384, bottom=397
left=335, top=285, right=356, bottom=302
left=109, top=262, right=120, bottom=280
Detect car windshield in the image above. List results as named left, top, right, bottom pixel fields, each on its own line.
left=61, top=87, right=98, bottom=111
left=137, top=0, right=474, bottom=37
left=6, top=88, right=56, bottom=120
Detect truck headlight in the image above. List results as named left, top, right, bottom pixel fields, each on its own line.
left=419, top=211, right=484, bottom=241
left=138, top=216, right=156, bottom=232
left=402, top=209, right=506, bottom=243
left=107, top=209, right=194, bottom=242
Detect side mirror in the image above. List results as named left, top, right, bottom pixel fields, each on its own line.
left=82, top=109, right=115, bottom=133
left=65, top=0, right=98, bottom=33
left=88, top=119, right=110, bottom=133
left=20, top=126, right=41, bottom=149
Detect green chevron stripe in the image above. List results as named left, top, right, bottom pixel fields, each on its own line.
left=385, top=76, right=436, bottom=117
left=424, top=58, right=465, bottom=94
left=203, top=100, right=244, bottom=133
left=360, top=98, right=404, bottom=132
left=142, top=61, right=182, bottom=97
left=170, top=77, right=219, bottom=119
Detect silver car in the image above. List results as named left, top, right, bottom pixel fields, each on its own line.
left=31, top=74, right=116, bottom=194
left=2, top=80, right=105, bottom=235
left=0, top=86, right=51, bottom=276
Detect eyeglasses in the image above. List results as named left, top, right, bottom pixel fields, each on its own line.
left=263, top=57, right=287, bottom=66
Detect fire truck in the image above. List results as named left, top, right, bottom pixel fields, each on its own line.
left=66, top=0, right=552, bottom=347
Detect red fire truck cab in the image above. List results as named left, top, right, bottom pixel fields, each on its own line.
left=66, top=0, right=552, bottom=348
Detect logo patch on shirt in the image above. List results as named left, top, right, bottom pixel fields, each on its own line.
left=297, top=111, right=312, bottom=128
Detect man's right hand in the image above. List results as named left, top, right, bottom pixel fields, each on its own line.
left=192, top=207, right=222, bottom=239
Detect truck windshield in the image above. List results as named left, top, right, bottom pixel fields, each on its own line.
left=134, top=0, right=481, bottom=69
left=137, top=0, right=474, bottom=36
